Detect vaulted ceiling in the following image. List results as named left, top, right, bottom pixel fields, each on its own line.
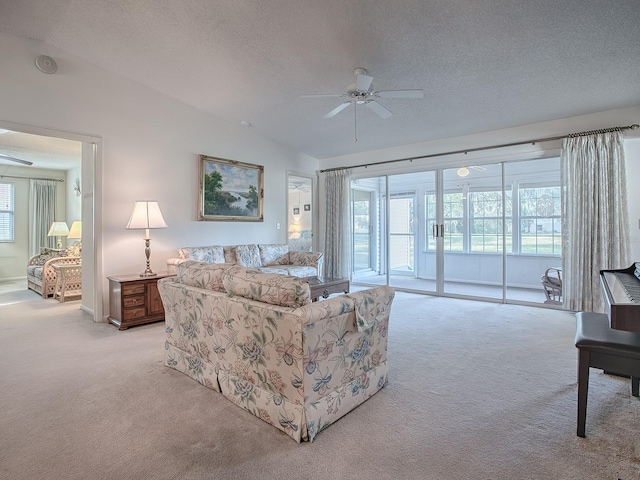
left=1, top=0, right=639, bottom=161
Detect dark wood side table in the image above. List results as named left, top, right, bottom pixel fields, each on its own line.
left=107, top=272, right=175, bottom=330
left=305, top=276, right=350, bottom=301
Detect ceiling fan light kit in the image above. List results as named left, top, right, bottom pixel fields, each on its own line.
left=302, top=68, right=424, bottom=141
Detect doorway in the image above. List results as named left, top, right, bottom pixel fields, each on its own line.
left=286, top=173, right=315, bottom=252
left=0, top=121, right=100, bottom=318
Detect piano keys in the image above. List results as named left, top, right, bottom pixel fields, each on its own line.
left=599, top=263, right=640, bottom=333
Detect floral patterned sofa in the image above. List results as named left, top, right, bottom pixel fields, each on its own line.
left=27, top=244, right=82, bottom=298
left=166, top=243, right=323, bottom=277
left=157, top=261, right=395, bottom=442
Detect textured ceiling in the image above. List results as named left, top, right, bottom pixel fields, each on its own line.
left=0, top=0, right=639, bottom=160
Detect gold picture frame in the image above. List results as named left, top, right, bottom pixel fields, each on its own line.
left=199, top=155, right=264, bottom=222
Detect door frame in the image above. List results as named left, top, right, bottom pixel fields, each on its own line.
left=0, top=119, right=102, bottom=321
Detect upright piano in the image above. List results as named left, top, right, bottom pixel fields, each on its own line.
left=600, top=263, right=640, bottom=332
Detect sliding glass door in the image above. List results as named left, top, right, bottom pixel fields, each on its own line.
left=350, top=157, right=562, bottom=305
left=442, top=164, right=504, bottom=300
left=351, top=177, right=386, bottom=285
left=388, top=172, right=436, bottom=293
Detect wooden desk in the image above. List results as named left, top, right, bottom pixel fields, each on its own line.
left=305, top=276, right=350, bottom=301
left=52, top=263, right=82, bottom=303
left=107, top=272, right=174, bottom=330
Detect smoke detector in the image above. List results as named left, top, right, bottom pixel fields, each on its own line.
left=35, top=55, right=58, bottom=74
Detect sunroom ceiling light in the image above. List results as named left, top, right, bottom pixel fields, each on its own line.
left=457, top=167, right=470, bottom=177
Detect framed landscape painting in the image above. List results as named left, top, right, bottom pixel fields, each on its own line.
left=199, top=155, right=264, bottom=221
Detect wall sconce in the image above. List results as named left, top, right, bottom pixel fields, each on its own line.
left=126, top=201, right=167, bottom=277
left=47, top=221, right=69, bottom=249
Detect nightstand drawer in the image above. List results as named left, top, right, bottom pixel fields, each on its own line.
left=123, top=283, right=145, bottom=296
left=123, top=295, right=145, bottom=308
left=123, top=306, right=146, bottom=320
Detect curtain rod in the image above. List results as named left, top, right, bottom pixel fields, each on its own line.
left=0, top=174, right=65, bottom=182
left=319, top=123, right=639, bottom=174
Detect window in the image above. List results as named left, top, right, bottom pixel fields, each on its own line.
left=0, top=182, right=15, bottom=242
left=469, top=190, right=512, bottom=253
left=443, top=192, right=464, bottom=251
left=423, top=183, right=560, bottom=256
left=518, top=185, right=561, bottom=255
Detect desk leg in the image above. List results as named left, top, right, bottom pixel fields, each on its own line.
left=577, top=348, right=590, bottom=437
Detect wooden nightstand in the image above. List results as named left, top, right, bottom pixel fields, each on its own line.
left=107, top=272, right=175, bottom=330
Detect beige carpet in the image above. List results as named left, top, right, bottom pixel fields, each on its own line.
left=1, top=283, right=639, bottom=480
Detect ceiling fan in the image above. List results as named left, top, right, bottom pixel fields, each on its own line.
left=0, top=153, right=32, bottom=166
left=302, top=68, right=423, bottom=141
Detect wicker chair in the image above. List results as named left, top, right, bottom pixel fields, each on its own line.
left=541, top=266, right=562, bottom=305
left=27, top=244, right=81, bottom=298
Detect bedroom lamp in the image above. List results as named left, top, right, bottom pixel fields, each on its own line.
left=47, top=221, right=69, bottom=249
left=67, top=221, right=82, bottom=244
left=126, top=201, right=167, bottom=277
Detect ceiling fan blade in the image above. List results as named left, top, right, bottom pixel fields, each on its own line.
left=0, top=153, right=33, bottom=166
left=375, top=89, right=424, bottom=99
left=356, top=74, right=373, bottom=92
left=323, top=101, right=352, bottom=119
left=365, top=100, right=393, bottom=119
left=300, top=94, right=344, bottom=98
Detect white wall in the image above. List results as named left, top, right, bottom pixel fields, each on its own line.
left=0, top=32, right=318, bottom=319
left=65, top=167, right=82, bottom=225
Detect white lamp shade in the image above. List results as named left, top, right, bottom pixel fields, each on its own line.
left=47, top=221, right=69, bottom=237
left=126, top=201, right=167, bottom=230
left=67, top=221, right=82, bottom=240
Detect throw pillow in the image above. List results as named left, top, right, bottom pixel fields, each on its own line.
left=178, top=246, right=225, bottom=264
left=234, top=244, right=262, bottom=268
left=259, top=244, right=290, bottom=266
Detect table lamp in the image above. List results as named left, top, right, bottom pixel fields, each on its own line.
left=126, top=201, right=167, bottom=277
left=47, top=221, right=69, bottom=249
left=67, top=221, right=82, bottom=244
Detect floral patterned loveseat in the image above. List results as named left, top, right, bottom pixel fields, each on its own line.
left=166, top=243, right=323, bottom=277
left=157, top=261, right=395, bottom=442
left=27, top=244, right=82, bottom=298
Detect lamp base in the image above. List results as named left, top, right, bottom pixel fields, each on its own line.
left=139, top=271, right=157, bottom=277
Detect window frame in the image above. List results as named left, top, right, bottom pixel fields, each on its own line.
left=0, top=181, right=15, bottom=243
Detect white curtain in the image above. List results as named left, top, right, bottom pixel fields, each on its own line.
left=561, top=131, right=630, bottom=312
left=322, top=169, right=352, bottom=278
left=29, top=179, right=57, bottom=256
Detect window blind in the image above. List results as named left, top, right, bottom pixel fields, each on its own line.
left=0, top=182, right=15, bottom=242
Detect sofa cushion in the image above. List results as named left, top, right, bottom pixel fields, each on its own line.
left=259, top=244, right=290, bottom=266
left=178, top=246, right=225, bottom=264
left=176, top=260, right=231, bottom=292
left=223, top=246, right=236, bottom=264
left=222, top=265, right=310, bottom=307
left=36, top=252, right=60, bottom=265
left=27, top=266, right=44, bottom=279
left=234, top=244, right=262, bottom=268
